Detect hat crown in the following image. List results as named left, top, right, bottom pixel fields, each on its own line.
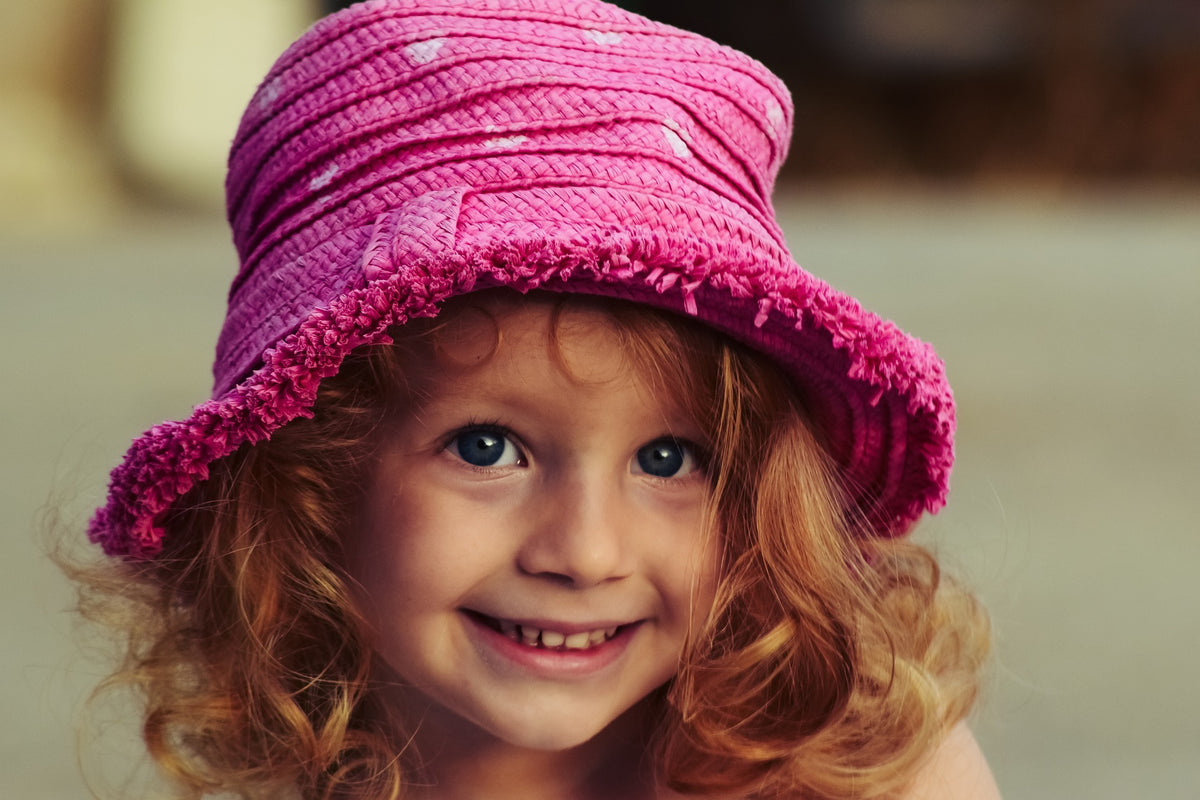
left=218, top=0, right=793, bottom=392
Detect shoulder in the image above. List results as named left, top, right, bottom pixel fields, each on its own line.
left=656, top=722, right=1001, bottom=800
left=900, top=722, right=1002, bottom=800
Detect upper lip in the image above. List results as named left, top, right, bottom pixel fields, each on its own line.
left=462, top=609, right=638, bottom=634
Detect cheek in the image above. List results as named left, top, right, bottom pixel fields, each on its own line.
left=647, top=499, right=719, bottom=622
left=686, top=500, right=723, bottom=625
left=349, top=471, right=509, bottom=622
left=689, top=530, right=722, bottom=626
left=344, top=491, right=465, bottom=673
left=347, top=476, right=442, bottom=620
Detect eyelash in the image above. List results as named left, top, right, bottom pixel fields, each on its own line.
left=441, top=423, right=709, bottom=479
left=634, top=437, right=708, bottom=480
left=442, top=421, right=526, bottom=469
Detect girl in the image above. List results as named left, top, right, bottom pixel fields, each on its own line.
left=80, top=0, right=999, bottom=797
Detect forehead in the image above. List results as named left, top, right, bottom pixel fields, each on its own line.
left=388, top=293, right=708, bottom=427
left=426, top=297, right=630, bottom=385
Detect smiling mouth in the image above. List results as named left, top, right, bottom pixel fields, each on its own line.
left=465, top=611, right=624, bottom=651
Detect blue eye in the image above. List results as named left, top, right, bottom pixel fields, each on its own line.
left=449, top=427, right=523, bottom=467
left=634, top=438, right=698, bottom=478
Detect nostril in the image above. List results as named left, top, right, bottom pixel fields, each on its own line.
left=518, top=564, right=585, bottom=587
left=515, top=527, right=632, bottom=588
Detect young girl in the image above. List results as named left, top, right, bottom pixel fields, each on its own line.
left=80, top=0, right=999, bottom=797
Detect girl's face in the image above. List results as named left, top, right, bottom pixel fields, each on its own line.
left=345, top=298, right=718, bottom=753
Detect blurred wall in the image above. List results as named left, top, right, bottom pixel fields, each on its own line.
left=0, top=0, right=112, bottom=223
left=634, top=0, right=1200, bottom=179
left=0, top=0, right=317, bottom=226
left=108, top=0, right=319, bottom=209
left=4, top=0, right=1198, bottom=229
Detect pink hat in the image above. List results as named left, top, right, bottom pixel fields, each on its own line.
left=90, top=0, right=954, bottom=559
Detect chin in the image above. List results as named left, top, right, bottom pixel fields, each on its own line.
left=474, top=706, right=625, bottom=752
left=467, top=690, right=662, bottom=754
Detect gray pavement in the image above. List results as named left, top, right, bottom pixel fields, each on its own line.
left=3, top=188, right=1198, bottom=798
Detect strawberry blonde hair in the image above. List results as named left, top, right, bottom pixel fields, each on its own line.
left=68, top=292, right=988, bottom=799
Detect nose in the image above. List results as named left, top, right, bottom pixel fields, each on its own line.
left=516, top=470, right=633, bottom=587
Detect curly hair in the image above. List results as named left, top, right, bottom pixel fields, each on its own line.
left=71, top=292, right=988, bottom=799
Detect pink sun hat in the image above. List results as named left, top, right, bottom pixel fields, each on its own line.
left=90, top=0, right=955, bottom=559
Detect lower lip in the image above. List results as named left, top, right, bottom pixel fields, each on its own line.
left=462, top=613, right=637, bottom=678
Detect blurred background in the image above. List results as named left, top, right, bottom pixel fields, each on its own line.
left=2, top=1, right=1197, bottom=798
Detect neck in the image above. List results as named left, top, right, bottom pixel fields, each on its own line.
left=403, top=700, right=663, bottom=800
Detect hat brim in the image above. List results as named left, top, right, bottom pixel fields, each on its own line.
left=89, top=220, right=953, bottom=559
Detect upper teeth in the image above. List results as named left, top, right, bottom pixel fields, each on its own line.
left=498, top=619, right=618, bottom=649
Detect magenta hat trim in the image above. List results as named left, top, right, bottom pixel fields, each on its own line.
left=90, top=0, right=954, bottom=559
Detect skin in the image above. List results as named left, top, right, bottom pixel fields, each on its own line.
left=344, top=295, right=1002, bottom=799
left=345, top=298, right=717, bottom=800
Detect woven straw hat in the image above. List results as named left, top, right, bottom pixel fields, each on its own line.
left=90, top=0, right=955, bottom=559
